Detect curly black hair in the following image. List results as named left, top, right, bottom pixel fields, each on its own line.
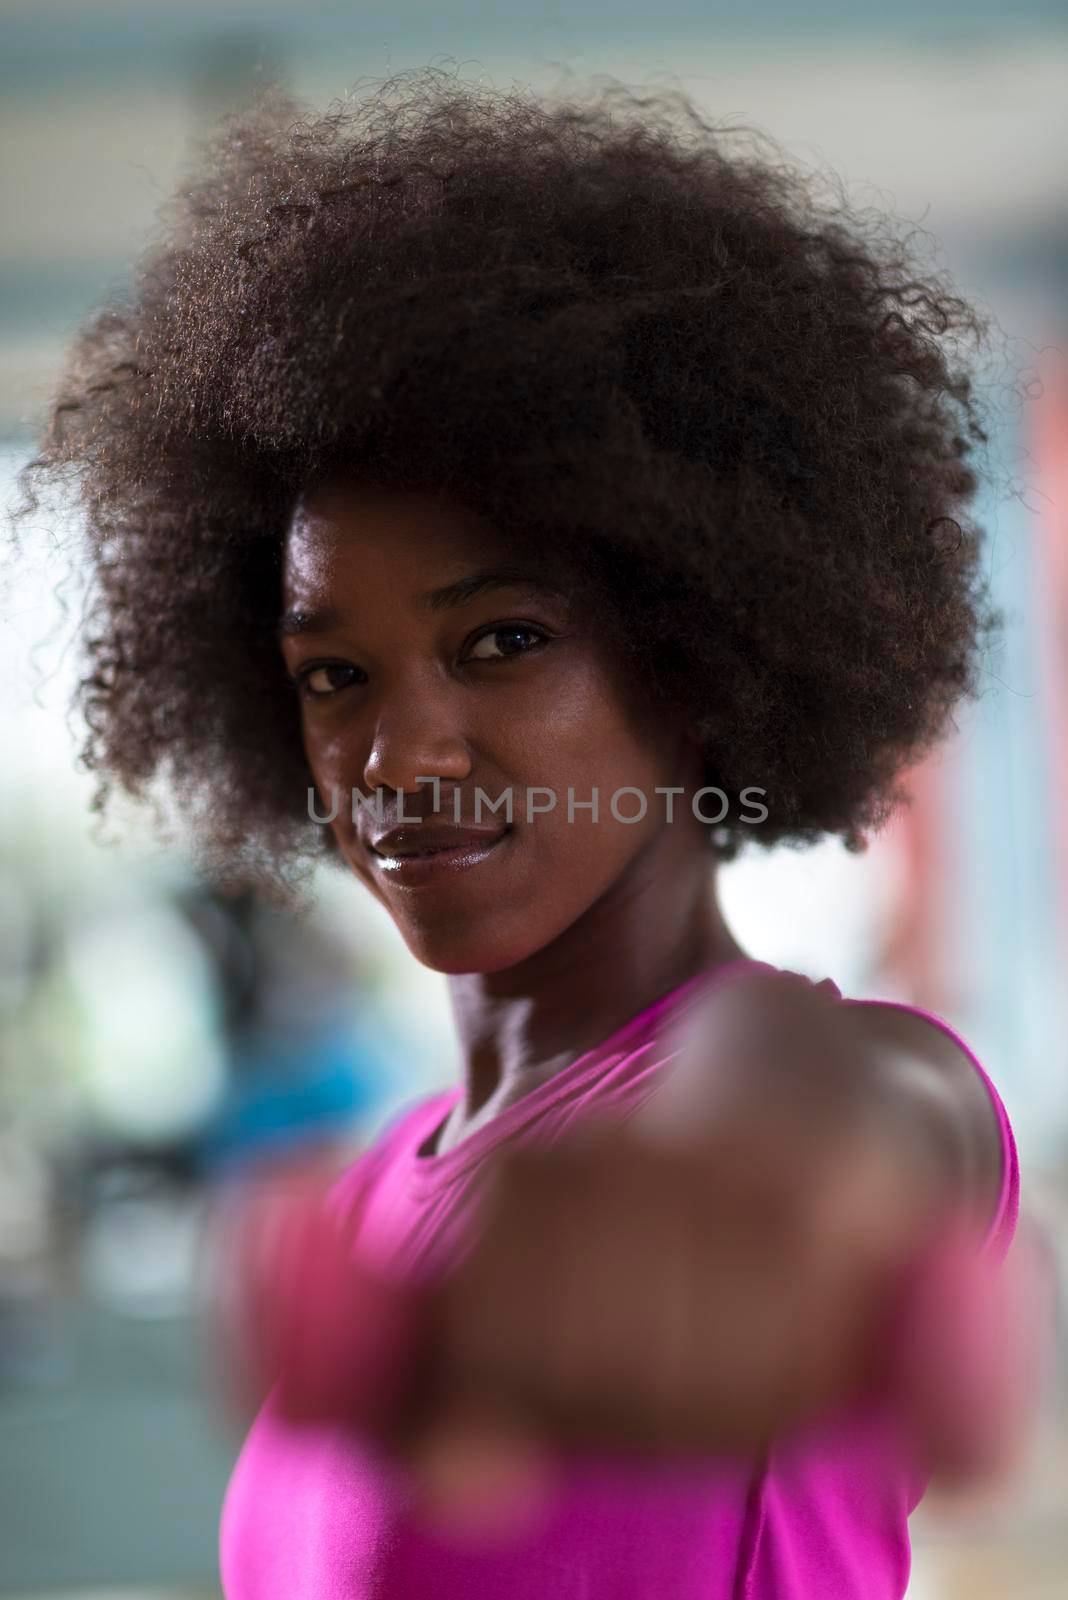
left=10, top=64, right=1002, bottom=906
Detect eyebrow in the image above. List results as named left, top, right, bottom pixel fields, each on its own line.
left=276, top=566, right=568, bottom=641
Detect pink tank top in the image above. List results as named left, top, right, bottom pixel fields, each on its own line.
left=218, top=958, right=1019, bottom=1599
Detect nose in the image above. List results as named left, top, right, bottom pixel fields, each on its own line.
left=361, top=696, right=472, bottom=799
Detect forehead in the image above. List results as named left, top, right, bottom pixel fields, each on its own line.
left=284, top=478, right=505, bottom=595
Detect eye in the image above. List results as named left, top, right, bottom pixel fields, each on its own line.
left=293, top=662, right=364, bottom=698
left=465, top=624, right=550, bottom=663
left=289, top=623, right=551, bottom=698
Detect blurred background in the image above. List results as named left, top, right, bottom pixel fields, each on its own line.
left=1, top=3, right=1066, bottom=1596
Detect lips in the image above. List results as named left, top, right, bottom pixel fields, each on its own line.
left=365, top=825, right=513, bottom=890
left=370, top=824, right=511, bottom=859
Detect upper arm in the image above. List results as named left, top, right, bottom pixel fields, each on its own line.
left=837, top=999, right=1006, bottom=1238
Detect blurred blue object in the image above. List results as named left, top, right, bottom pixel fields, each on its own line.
left=159, top=882, right=397, bottom=1174
left=194, top=1011, right=389, bottom=1173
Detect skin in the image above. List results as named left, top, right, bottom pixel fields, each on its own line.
left=271, top=472, right=1010, bottom=1531
left=280, top=474, right=747, bottom=1151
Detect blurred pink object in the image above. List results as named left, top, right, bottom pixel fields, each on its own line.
left=885, top=1213, right=1050, bottom=1484
left=231, top=1155, right=430, bottom=1436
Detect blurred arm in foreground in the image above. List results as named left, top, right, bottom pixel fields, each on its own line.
left=201, top=971, right=1050, bottom=1538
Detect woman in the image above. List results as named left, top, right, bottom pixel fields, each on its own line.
left=14, top=66, right=1029, bottom=1599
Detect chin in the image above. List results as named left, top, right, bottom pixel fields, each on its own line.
left=401, top=932, right=542, bottom=977
left=392, top=910, right=564, bottom=976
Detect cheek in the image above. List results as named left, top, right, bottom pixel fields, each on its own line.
left=516, top=688, right=673, bottom=866
left=302, top=721, right=346, bottom=784
left=520, top=659, right=650, bottom=780
left=552, top=665, right=675, bottom=795
left=302, top=724, right=364, bottom=837
left=299, top=728, right=380, bottom=889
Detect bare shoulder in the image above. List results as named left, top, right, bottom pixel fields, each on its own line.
left=838, top=997, right=1004, bottom=1223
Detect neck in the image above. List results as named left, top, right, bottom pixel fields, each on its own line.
left=441, top=846, right=747, bottom=1144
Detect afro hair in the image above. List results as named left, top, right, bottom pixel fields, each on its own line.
left=11, top=64, right=1001, bottom=904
